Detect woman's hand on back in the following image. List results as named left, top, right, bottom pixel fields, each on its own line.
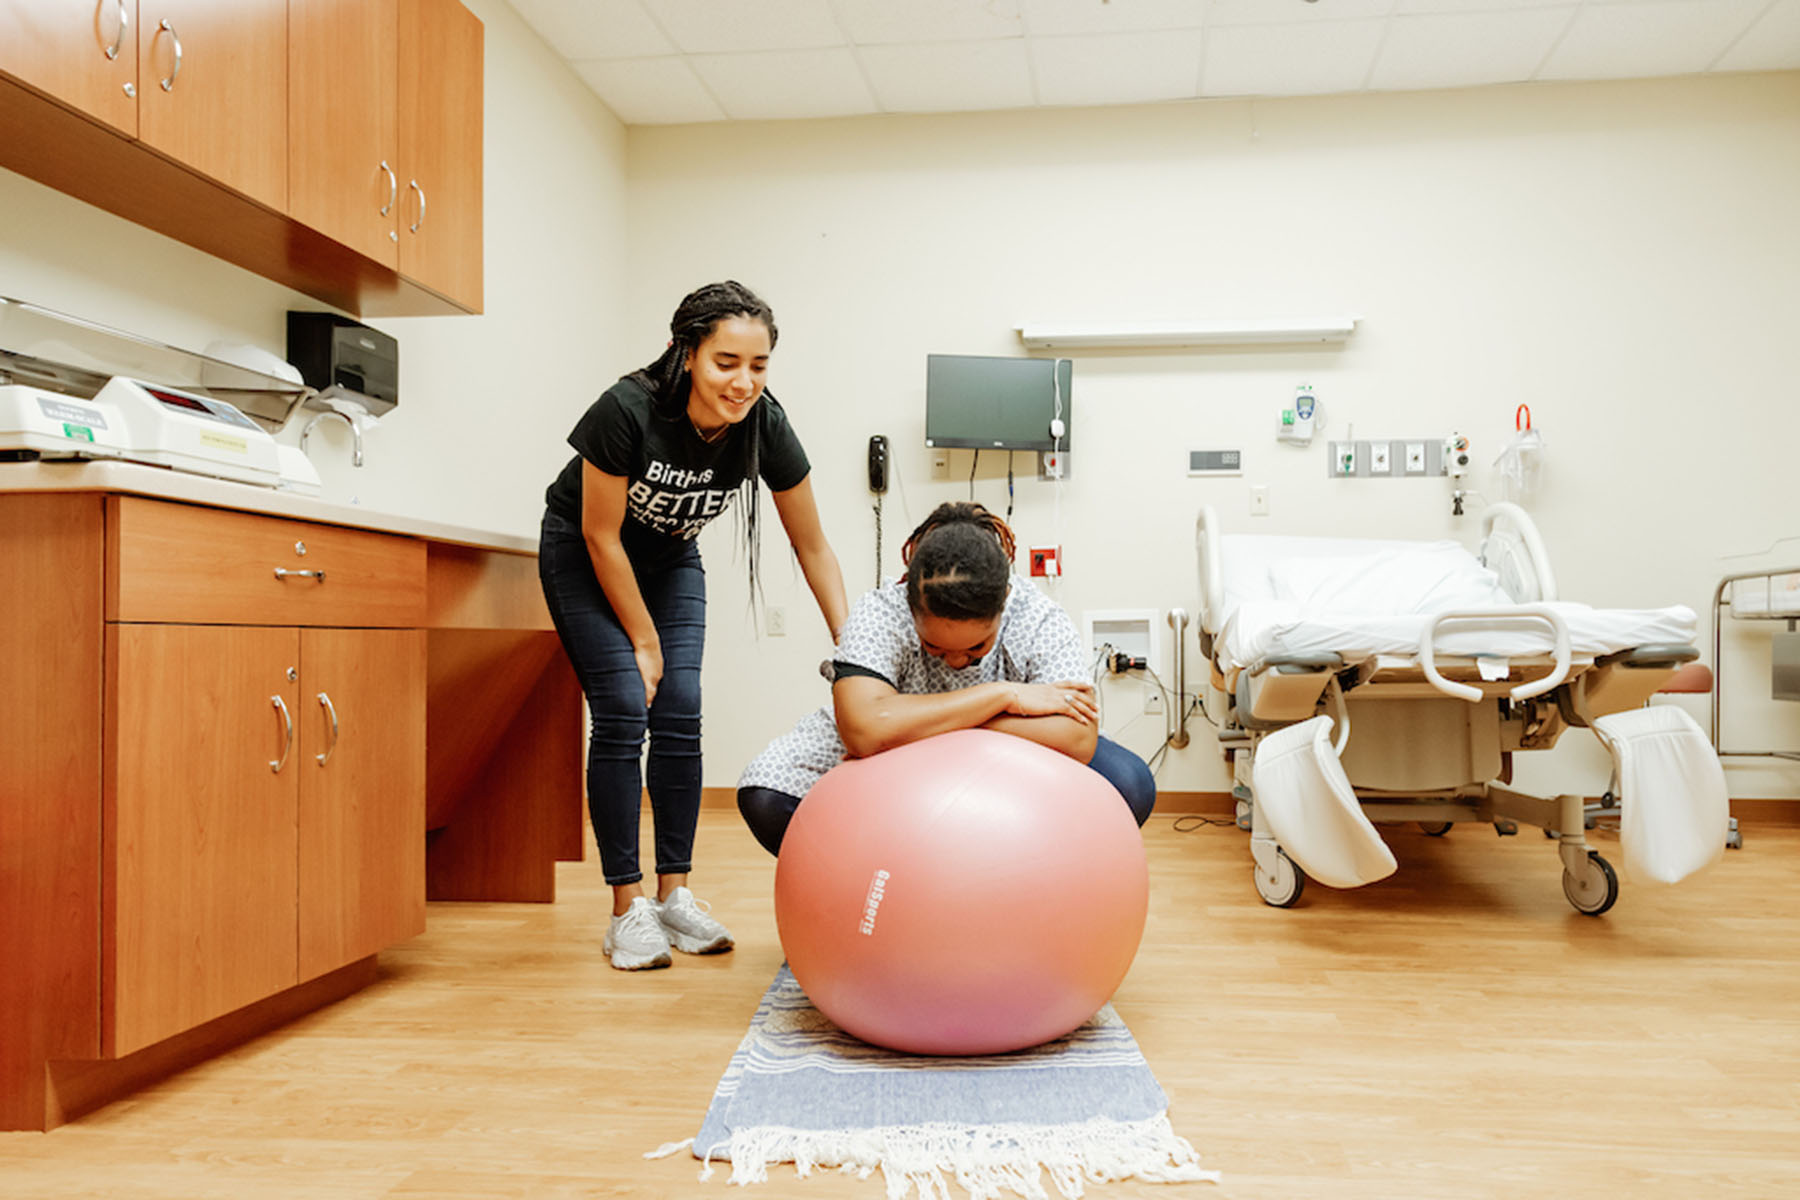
left=1003, top=681, right=1098, bottom=725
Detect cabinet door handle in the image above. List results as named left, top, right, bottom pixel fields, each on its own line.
left=379, top=161, right=397, bottom=216
left=103, top=0, right=129, bottom=61
left=273, top=567, right=327, bottom=583
left=156, top=19, right=183, bottom=92
left=271, top=694, right=293, bottom=773
left=408, top=180, right=425, bottom=233
left=314, top=692, right=340, bottom=766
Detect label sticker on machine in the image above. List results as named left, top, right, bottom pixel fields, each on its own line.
left=62, top=423, right=95, bottom=442
left=38, top=397, right=108, bottom=429
left=200, top=432, right=249, bottom=456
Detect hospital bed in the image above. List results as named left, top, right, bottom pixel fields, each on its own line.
left=1195, top=502, right=1730, bottom=914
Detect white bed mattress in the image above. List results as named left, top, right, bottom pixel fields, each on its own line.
left=1214, top=534, right=1697, bottom=673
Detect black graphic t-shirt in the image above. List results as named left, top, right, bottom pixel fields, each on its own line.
left=544, top=375, right=811, bottom=570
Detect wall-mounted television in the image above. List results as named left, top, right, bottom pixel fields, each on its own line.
left=924, top=354, right=1072, bottom=452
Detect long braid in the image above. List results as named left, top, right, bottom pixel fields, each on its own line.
left=628, top=281, right=779, bottom=607
left=902, top=502, right=1017, bottom=621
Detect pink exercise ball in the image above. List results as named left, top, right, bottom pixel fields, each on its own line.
left=774, top=728, right=1148, bottom=1056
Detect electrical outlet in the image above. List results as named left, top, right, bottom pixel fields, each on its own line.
left=1143, top=687, right=1163, bottom=715
left=1039, top=450, right=1070, bottom=480
left=1405, top=442, right=1426, bottom=474
left=1249, top=484, right=1270, bottom=516
left=766, top=605, right=786, bottom=636
left=1369, top=442, right=1391, bottom=475
left=1029, top=545, right=1061, bottom=577
left=931, top=448, right=950, bottom=479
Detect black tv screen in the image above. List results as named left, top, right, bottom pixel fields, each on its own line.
left=924, top=354, right=1072, bottom=451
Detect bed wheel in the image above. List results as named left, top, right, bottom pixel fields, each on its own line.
left=1254, top=851, right=1307, bottom=908
left=1562, top=851, right=1619, bottom=916
left=1419, top=822, right=1453, bottom=837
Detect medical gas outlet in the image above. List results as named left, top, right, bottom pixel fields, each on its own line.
left=1328, top=439, right=1451, bottom=478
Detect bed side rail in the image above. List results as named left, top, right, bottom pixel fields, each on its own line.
left=1418, top=606, right=1572, bottom=702
left=1196, top=504, right=1224, bottom=636
left=1480, top=501, right=1558, bottom=603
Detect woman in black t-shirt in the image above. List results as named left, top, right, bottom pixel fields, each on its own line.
left=539, top=281, right=848, bottom=971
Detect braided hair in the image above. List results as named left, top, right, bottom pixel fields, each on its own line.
left=627, top=281, right=779, bottom=604
left=900, top=502, right=1018, bottom=622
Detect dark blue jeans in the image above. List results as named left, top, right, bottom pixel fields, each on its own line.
left=737, top=733, right=1158, bottom=857
left=539, top=510, right=706, bottom=886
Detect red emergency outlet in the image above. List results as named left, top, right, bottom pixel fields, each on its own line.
left=1029, top=545, right=1060, bottom=578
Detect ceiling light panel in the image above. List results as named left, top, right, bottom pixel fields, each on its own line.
left=860, top=40, right=1036, bottom=113
left=642, top=0, right=846, bottom=55
left=1370, top=8, right=1575, bottom=91
left=689, top=48, right=878, bottom=120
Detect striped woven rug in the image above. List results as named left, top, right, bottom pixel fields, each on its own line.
left=651, top=966, right=1217, bottom=1199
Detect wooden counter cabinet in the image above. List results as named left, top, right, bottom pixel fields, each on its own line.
left=105, top=624, right=425, bottom=1056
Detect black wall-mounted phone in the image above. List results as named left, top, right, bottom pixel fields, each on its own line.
left=867, top=434, right=889, bottom=494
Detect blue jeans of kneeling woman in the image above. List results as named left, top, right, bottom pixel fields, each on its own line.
left=737, top=735, right=1157, bottom=858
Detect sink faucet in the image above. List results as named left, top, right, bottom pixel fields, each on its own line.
left=299, top=409, right=364, bottom=467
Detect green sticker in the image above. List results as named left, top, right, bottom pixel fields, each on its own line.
left=62, top=423, right=96, bottom=442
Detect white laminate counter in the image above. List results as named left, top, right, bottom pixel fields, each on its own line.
left=0, top=460, right=536, bottom=554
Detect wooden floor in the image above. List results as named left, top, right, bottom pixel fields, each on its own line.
left=3, top=813, right=1797, bottom=1199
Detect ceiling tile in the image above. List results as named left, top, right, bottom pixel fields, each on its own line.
left=1208, top=0, right=1396, bottom=26
left=1031, top=29, right=1205, bottom=106
left=860, top=40, right=1037, bottom=112
left=1020, top=0, right=1209, bottom=37
left=641, top=0, right=846, bottom=54
left=834, top=0, right=1024, bottom=44
left=508, top=0, right=674, bottom=58
left=1541, top=0, right=1770, bottom=80
left=1393, top=0, right=1566, bottom=12
left=1713, top=0, right=1800, bottom=72
left=689, top=48, right=878, bottom=119
left=573, top=56, right=725, bottom=124
left=1370, top=7, right=1575, bottom=91
left=1203, top=19, right=1387, bottom=96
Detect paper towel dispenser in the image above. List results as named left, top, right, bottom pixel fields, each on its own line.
left=287, top=312, right=398, bottom=416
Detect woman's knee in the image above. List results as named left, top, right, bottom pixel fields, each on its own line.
left=1089, top=737, right=1156, bottom=826
left=737, top=786, right=802, bottom=857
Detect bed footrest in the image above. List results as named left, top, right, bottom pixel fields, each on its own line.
left=1250, top=715, right=1397, bottom=889
left=1591, top=706, right=1729, bottom=884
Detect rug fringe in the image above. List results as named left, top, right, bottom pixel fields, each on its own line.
left=710, top=1113, right=1218, bottom=1199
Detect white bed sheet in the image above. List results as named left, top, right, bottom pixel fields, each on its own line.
left=1214, top=534, right=1696, bottom=673
left=1220, top=600, right=1698, bottom=674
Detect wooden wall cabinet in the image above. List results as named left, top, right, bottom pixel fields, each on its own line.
left=0, top=0, right=483, bottom=315
left=0, top=0, right=138, bottom=135
left=136, top=0, right=289, bottom=211
left=289, top=0, right=484, bottom=310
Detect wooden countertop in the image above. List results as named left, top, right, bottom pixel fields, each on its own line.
left=0, top=461, right=535, bottom=555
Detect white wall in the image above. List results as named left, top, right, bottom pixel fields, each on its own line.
left=1, top=0, right=627, bottom=540
left=626, top=72, right=1800, bottom=798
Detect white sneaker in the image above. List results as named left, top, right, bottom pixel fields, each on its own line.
left=654, top=887, right=734, bottom=955
left=604, top=896, right=673, bottom=970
